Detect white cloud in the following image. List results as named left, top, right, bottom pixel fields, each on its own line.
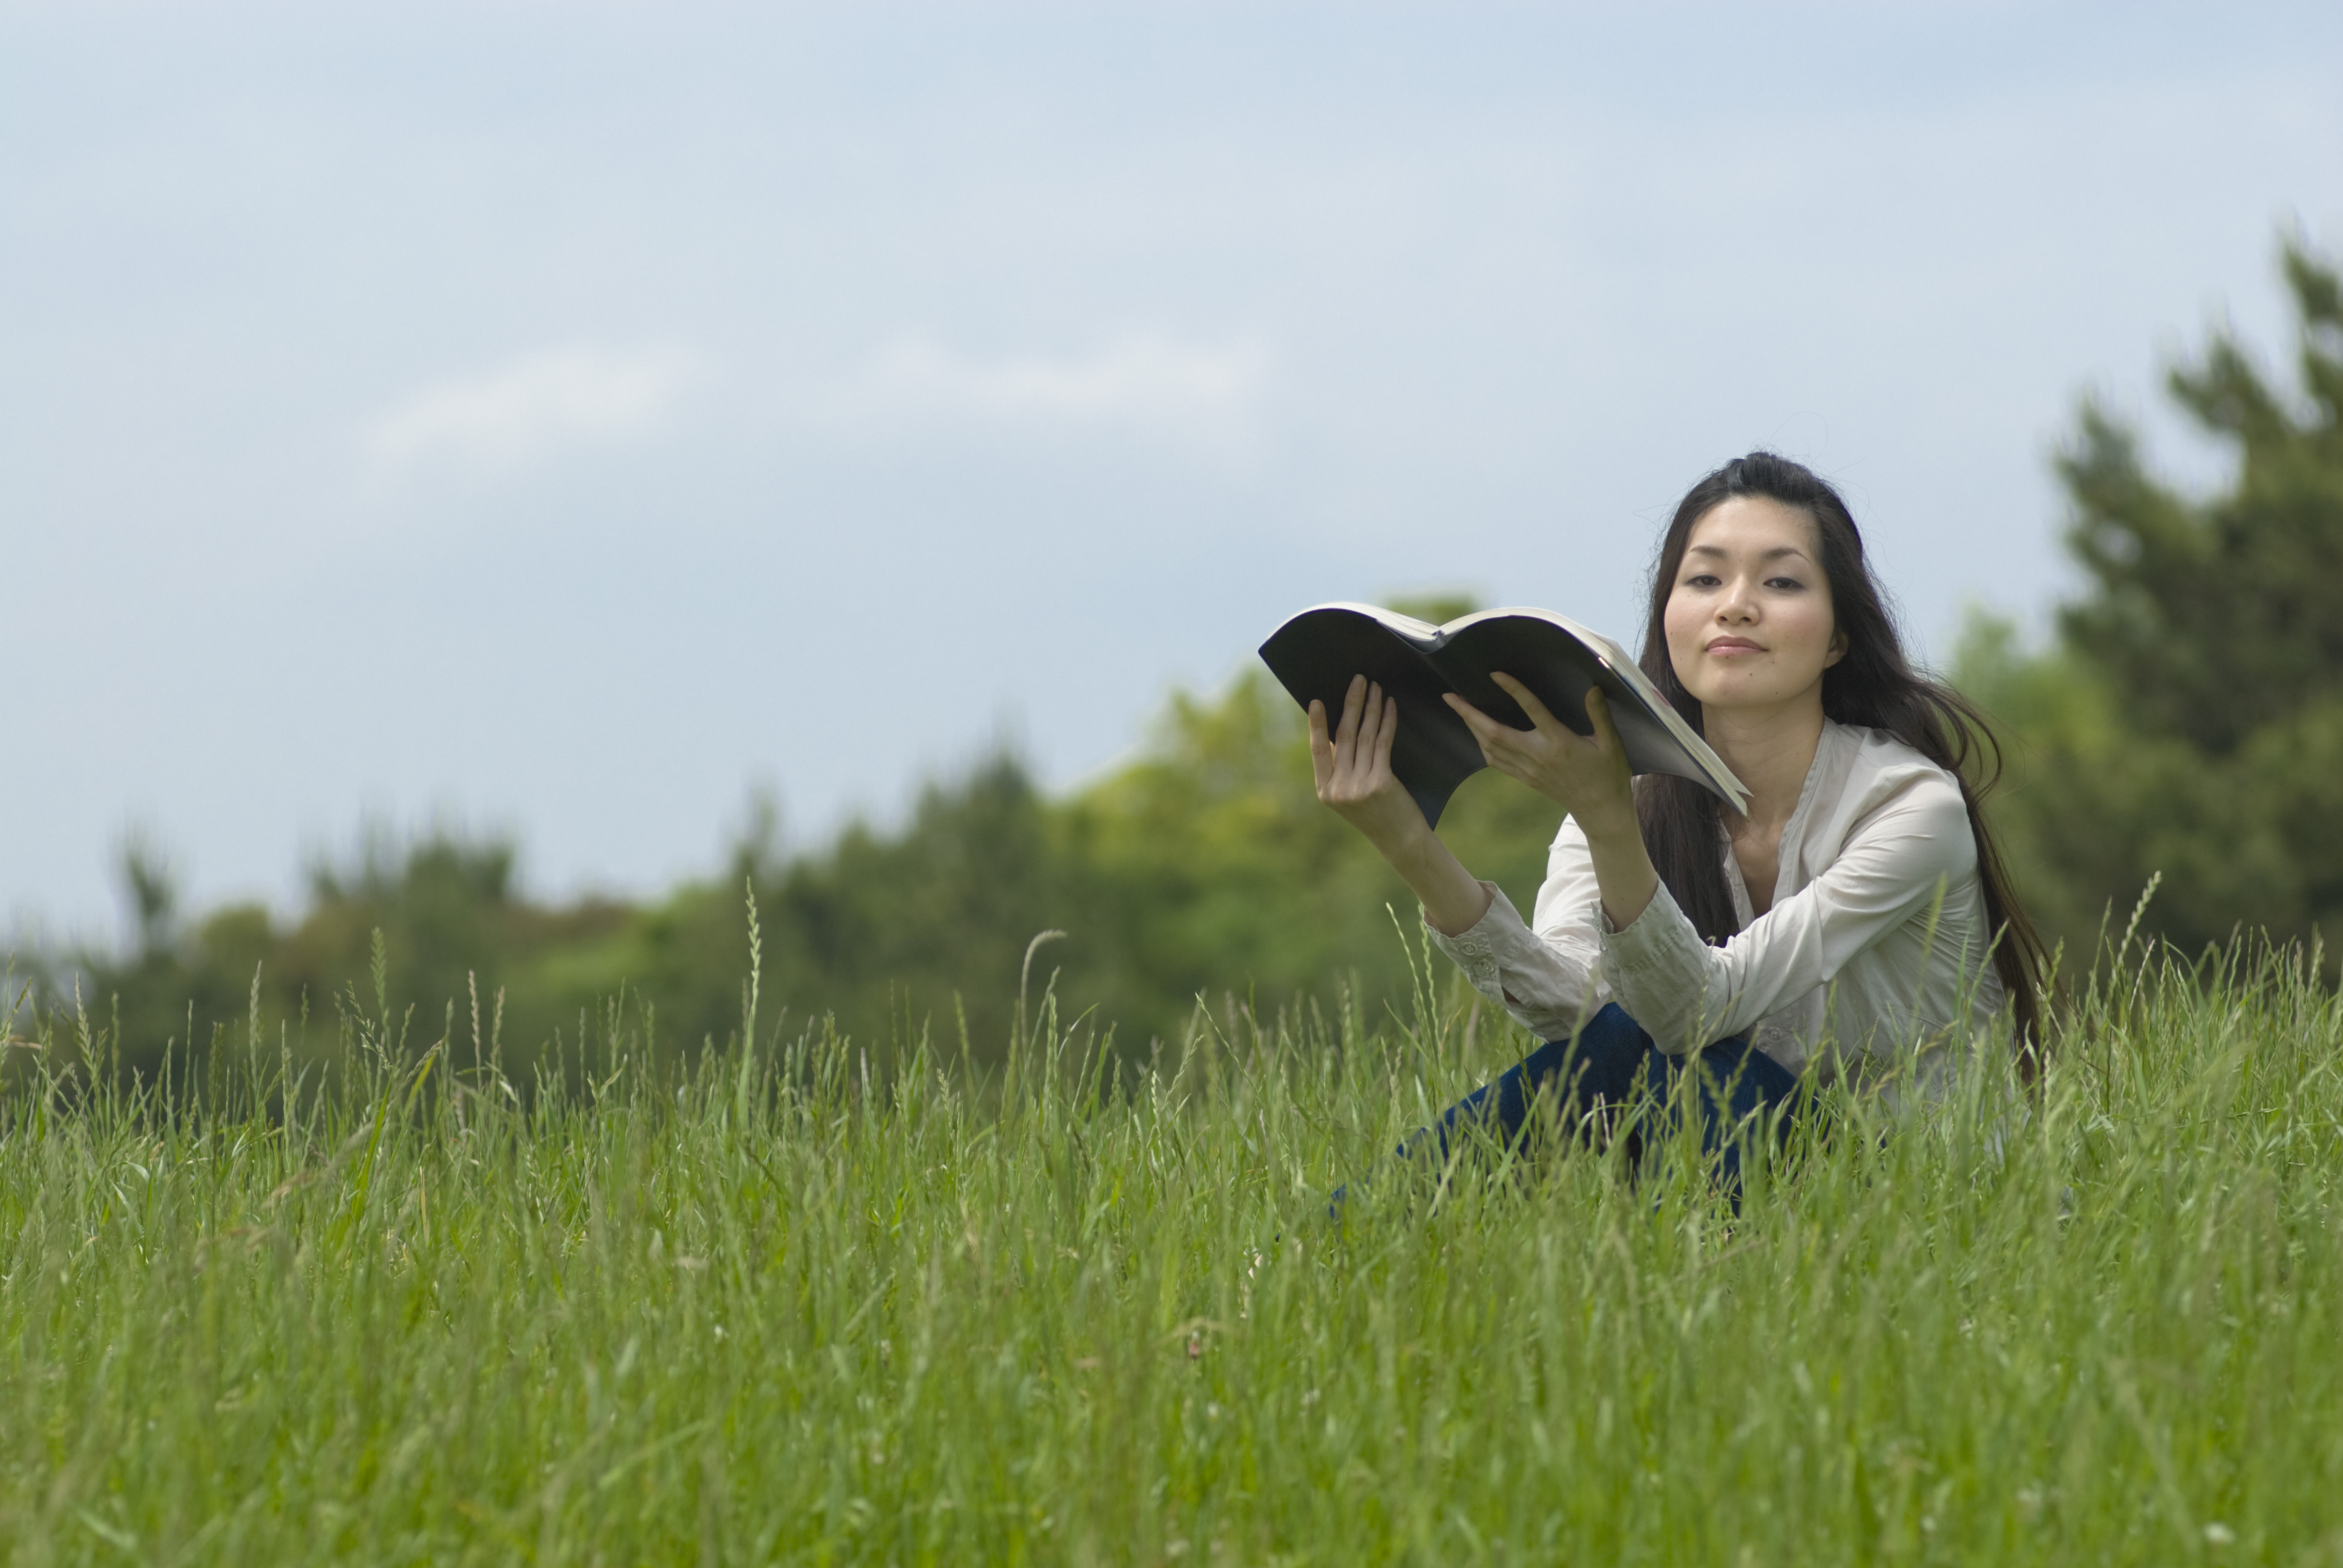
left=364, top=344, right=696, bottom=474
left=851, top=331, right=1270, bottom=449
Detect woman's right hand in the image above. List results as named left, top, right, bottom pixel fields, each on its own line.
left=1309, top=675, right=1429, bottom=854
left=1309, top=673, right=1495, bottom=936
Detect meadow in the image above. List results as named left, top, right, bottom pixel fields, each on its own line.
left=4, top=904, right=2341, bottom=1566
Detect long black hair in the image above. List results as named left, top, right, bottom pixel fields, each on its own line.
left=1632, top=452, right=2046, bottom=1059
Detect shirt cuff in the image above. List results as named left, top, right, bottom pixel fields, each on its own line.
left=1598, top=883, right=1697, bottom=965
left=1424, top=881, right=1518, bottom=988
left=1596, top=884, right=1717, bottom=1049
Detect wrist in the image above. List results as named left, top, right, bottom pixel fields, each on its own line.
left=1572, top=798, right=1640, bottom=847
left=1376, top=814, right=1441, bottom=874
left=1374, top=821, right=1491, bottom=936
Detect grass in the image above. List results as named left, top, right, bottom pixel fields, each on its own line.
left=4, top=914, right=2342, bottom=1565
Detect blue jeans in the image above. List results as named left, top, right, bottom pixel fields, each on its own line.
left=1403, top=1002, right=1803, bottom=1189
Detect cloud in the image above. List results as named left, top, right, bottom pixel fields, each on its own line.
left=851, top=331, right=1270, bottom=450
left=364, top=344, right=696, bottom=474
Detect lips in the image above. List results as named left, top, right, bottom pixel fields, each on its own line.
left=1705, top=637, right=1765, bottom=655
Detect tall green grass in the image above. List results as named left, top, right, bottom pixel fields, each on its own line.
left=3, top=911, right=2340, bottom=1564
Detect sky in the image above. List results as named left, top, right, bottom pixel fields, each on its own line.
left=5, top=0, right=2340, bottom=947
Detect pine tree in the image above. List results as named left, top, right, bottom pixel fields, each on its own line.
left=1968, top=238, right=2343, bottom=962
left=2057, top=243, right=2343, bottom=753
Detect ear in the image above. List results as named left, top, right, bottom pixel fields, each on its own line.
left=1824, top=625, right=1849, bottom=668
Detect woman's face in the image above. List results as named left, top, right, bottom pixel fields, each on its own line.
left=1662, top=496, right=1846, bottom=716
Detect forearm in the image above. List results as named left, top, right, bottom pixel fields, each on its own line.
left=1378, top=824, right=1495, bottom=937
left=1577, top=804, right=1661, bottom=932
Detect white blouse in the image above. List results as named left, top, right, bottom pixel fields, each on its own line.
left=1427, top=719, right=2008, bottom=1103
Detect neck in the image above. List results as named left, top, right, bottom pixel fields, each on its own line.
left=1702, top=697, right=1827, bottom=831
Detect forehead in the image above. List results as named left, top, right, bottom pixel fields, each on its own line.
left=1683, top=495, right=1820, bottom=560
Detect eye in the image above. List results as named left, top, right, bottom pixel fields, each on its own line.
left=1680, top=572, right=1722, bottom=589
left=1766, top=575, right=1807, bottom=592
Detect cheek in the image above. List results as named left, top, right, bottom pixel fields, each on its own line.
left=1784, top=600, right=1839, bottom=665
left=1660, top=591, right=1702, bottom=650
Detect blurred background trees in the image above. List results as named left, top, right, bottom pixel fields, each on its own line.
left=1961, top=238, right=2343, bottom=970
left=29, top=675, right=1560, bottom=1085
left=21, top=237, right=2342, bottom=1080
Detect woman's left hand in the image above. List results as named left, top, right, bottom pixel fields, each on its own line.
left=1444, top=674, right=1636, bottom=829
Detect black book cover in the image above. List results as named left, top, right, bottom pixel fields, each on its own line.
left=1258, top=603, right=1749, bottom=829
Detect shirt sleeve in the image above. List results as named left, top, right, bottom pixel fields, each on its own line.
left=1424, top=821, right=1611, bottom=1041
left=1598, top=770, right=1978, bottom=1054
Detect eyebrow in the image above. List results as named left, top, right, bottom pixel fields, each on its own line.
left=1685, top=544, right=1812, bottom=563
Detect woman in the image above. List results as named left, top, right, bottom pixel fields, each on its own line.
left=1311, top=452, right=2043, bottom=1178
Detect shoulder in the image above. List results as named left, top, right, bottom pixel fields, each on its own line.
left=1812, top=722, right=1976, bottom=869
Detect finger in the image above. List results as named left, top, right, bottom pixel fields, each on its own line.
left=1442, top=691, right=1507, bottom=765
left=1442, top=690, right=1510, bottom=746
left=1584, top=685, right=1624, bottom=750
left=1486, top=671, right=1571, bottom=736
left=1308, top=699, right=1335, bottom=790
left=1374, top=695, right=1400, bottom=773
left=1356, top=681, right=1387, bottom=760
left=1333, top=673, right=1366, bottom=761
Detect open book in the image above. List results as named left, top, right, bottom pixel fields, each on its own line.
left=1258, top=603, right=1751, bottom=828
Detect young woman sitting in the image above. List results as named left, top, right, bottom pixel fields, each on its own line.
left=1309, top=452, right=2043, bottom=1180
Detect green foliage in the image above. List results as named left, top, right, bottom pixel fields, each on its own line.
left=42, top=633, right=1565, bottom=1079
left=1962, top=238, right=2343, bottom=964
left=744, top=754, right=1080, bottom=1059
left=66, top=829, right=639, bottom=1091
left=2, top=934, right=2339, bottom=1560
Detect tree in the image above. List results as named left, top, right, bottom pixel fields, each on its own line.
left=1965, top=238, right=2343, bottom=962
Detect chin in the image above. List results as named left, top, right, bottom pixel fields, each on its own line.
left=1696, top=682, right=1792, bottom=711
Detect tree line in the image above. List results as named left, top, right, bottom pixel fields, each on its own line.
left=18, top=238, right=2342, bottom=1083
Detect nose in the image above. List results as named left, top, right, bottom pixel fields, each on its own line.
left=1717, top=574, right=1760, bottom=622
